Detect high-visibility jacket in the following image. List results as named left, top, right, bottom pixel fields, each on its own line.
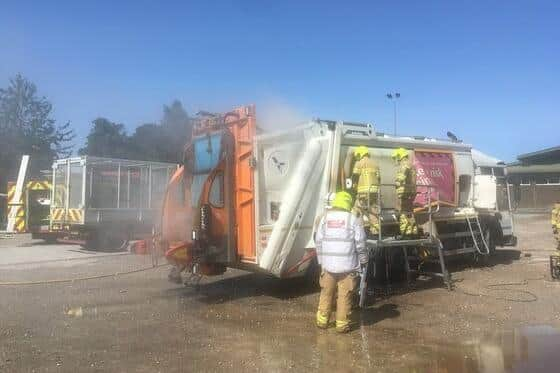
left=315, top=210, right=367, bottom=273
left=353, top=157, right=380, bottom=194
left=395, top=159, right=416, bottom=197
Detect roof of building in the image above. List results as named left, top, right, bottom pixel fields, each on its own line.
left=517, top=146, right=560, bottom=162
left=507, top=162, right=560, bottom=174
left=471, top=149, right=504, bottom=168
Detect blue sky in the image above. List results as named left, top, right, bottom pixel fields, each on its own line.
left=1, top=0, right=558, bottom=161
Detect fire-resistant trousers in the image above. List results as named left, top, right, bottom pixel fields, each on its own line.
left=317, top=270, right=358, bottom=330
left=354, top=193, right=380, bottom=235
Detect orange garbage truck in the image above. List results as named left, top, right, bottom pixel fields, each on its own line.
left=160, top=105, right=516, bottom=288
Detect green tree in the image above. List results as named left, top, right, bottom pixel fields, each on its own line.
left=78, top=118, right=129, bottom=158
left=0, top=74, right=75, bottom=215
left=128, top=123, right=171, bottom=161
left=78, top=99, right=191, bottom=163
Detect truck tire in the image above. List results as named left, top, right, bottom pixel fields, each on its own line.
left=45, top=236, right=58, bottom=245
left=83, top=232, right=100, bottom=250
left=483, top=224, right=496, bottom=255
left=473, top=224, right=496, bottom=266
left=83, top=230, right=127, bottom=251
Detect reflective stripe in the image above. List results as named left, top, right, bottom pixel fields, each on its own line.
left=319, top=251, right=354, bottom=257
left=336, top=319, right=350, bottom=328
left=316, top=311, right=329, bottom=326
left=354, top=157, right=380, bottom=194
left=322, top=237, right=354, bottom=243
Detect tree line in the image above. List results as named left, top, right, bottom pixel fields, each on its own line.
left=78, top=100, right=191, bottom=163
left=0, top=74, right=192, bottom=214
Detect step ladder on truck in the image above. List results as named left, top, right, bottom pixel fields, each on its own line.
left=159, top=105, right=516, bottom=307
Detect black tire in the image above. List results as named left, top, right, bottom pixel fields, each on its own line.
left=83, top=229, right=127, bottom=251
left=482, top=224, right=496, bottom=255
left=83, top=233, right=99, bottom=250
left=45, top=236, right=58, bottom=245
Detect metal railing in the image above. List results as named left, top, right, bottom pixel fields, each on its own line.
left=357, top=182, right=452, bottom=293
left=361, top=183, right=441, bottom=242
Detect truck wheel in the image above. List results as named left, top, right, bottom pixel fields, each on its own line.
left=101, top=231, right=128, bottom=252
left=45, top=236, right=58, bottom=244
left=482, top=225, right=496, bottom=255
left=83, top=232, right=100, bottom=250
left=83, top=230, right=126, bottom=251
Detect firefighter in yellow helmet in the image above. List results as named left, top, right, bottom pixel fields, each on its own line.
left=552, top=203, right=560, bottom=248
left=315, top=191, right=367, bottom=333
left=392, top=148, right=418, bottom=236
left=351, top=146, right=381, bottom=236
left=551, top=203, right=560, bottom=279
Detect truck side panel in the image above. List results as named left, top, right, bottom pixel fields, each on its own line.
left=229, top=106, right=257, bottom=263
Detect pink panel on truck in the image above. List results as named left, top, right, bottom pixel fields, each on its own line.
left=414, top=150, right=456, bottom=207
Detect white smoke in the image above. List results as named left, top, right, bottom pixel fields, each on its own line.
left=257, top=99, right=308, bottom=131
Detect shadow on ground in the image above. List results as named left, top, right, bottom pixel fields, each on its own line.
left=444, top=248, right=522, bottom=272
left=358, top=303, right=400, bottom=327
left=160, top=248, right=523, bottom=305
left=162, top=272, right=318, bottom=304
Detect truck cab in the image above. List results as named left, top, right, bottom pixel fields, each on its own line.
left=162, top=106, right=257, bottom=275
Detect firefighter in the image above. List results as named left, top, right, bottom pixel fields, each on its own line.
left=351, top=146, right=381, bottom=236
left=551, top=203, right=560, bottom=279
left=392, top=148, right=418, bottom=236
left=553, top=204, right=560, bottom=249
left=315, top=191, right=367, bottom=333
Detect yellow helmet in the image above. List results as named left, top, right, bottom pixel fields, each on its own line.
left=391, top=147, right=409, bottom=161
left=354, top=146, right=369, bottom=159
left=331, top=191, right=353, bottom=211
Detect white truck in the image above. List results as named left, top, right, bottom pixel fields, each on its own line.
left=160, top=105, right=515, bottom=290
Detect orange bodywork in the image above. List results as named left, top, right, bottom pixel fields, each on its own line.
left=161, top=166, right=193, bottom=265
left=228, top=106, right=257, bottom=263
left=161, top=105, right=257, bottom=269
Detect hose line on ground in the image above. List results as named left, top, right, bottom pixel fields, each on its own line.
left=453, top=276, right=544, bottom=303
left=0, top=263, right=170, bottom=286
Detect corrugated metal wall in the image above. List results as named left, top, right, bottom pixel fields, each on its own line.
left=510, top=183, right=560, bottom=210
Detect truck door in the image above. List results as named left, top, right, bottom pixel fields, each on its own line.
left=227, top=106, right=257, bottom=263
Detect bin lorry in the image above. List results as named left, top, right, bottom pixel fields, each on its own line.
left=159, top=105, right=516, bottom=289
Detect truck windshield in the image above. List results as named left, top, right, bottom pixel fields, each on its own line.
left=190, top=133, right=223, bottom=206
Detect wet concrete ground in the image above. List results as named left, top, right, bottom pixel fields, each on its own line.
left=1, top=214, right=560, bottom=372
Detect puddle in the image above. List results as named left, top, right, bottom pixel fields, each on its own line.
left=415, top=325, right=560, bottom=373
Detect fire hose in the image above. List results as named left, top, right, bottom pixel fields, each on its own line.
left=0, top=263, right=170, bottom=286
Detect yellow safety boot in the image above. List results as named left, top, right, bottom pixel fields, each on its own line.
left=316, top=311, right=330, bottom=329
